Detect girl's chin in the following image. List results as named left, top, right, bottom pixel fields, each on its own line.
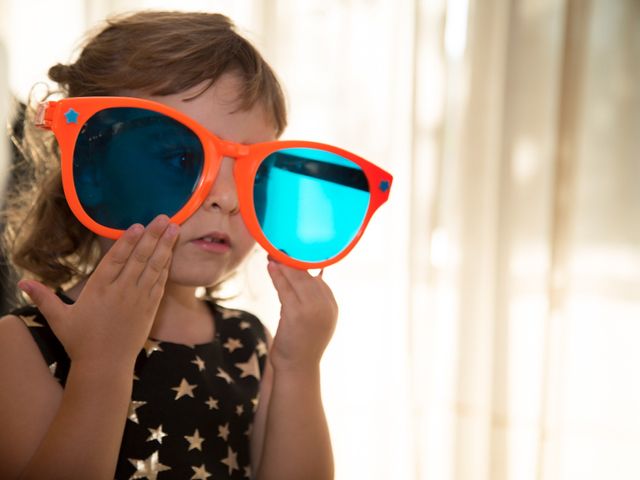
left=165, top=270, right=233, bottom=291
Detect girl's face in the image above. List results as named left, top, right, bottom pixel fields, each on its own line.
left=102, top=73, right=278, bottom=289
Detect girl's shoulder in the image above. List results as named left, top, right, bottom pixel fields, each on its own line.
left=0, top=311, right=65, bottom=476
left=0, top=301, right=70, bottom=385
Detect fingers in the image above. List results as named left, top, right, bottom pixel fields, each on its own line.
left=17, top=279, right=67, bottom=327
left=115, top=215, right=175, bottom=286
left=266, top=260, right=338, bottom=371
left=94, top=223, right=145, bottom=283
left=138, top=223, right=179, bottom=290
left=267, top=261, right=334, bottom=306
left=149, top=254, right=172, bottom=301
left=267, top=261, right=301, bottom=305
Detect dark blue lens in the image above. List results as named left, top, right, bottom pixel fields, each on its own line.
left=253, top=148, right=370, bottom=263
left=73, top=107, right=204, bottom=229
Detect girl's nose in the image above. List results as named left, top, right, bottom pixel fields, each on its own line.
left=203, top=157, right=239, bottom=215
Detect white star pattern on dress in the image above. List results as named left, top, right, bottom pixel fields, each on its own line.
left=219, top=308, right=242, bottom=319
left=191, top=355, right=206, bottom=371
left=172, top=378, right=197, bottom=400
left=20, top=301, right=268, bottom=480
left=185, top=429, right=205, bottom=451
left=128, top=400, right=147, bottom=424
left=143, top=339, right=164, bottom=357
left=223, top=337, right=243, bottom=353
left=147, top=425, right=168, bottom=444
left=205, top=396, right=219, bottom=410
left=221, top=446, right=239, bottom=475
left=218, top=422, right=230, bottom=441
left=191, top=464, right=212, bottom=479
left=20, top=315, right=44, bottom=328
left=234, top=353, right=261, bottom=380
left=128, top=451, right=171, bottom=479
left=216, top=367, right=234, bottom=384
left=255, top=339, right=268, bottom=357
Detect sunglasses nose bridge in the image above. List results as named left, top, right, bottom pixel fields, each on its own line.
left=218, top=140, right=249, bottom=158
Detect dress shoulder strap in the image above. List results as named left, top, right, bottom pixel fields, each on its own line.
left=9, top=295, right=73, bottom=386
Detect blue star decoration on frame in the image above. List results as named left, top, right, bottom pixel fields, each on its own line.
left=64, top=108, right=79, bottom=124
left=379, top=180, right=390, bottom=192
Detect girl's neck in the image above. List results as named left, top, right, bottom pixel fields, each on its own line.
left=150, top=282, right=216, bottom=345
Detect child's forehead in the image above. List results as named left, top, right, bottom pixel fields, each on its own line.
left=125, top=75, right=278, bottom=144
left=120, top=73, right=242, bottom=109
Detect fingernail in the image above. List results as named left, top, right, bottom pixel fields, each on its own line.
left=166, top=223, right=179, bottom=237
left=148, top=215, right=168, bottom=228
left=18, top=280, right=32, bottom=295
left=129, top=224, right=144, bottom=235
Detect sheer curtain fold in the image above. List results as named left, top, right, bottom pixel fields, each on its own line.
left=439, top=1, right=640, bottom=479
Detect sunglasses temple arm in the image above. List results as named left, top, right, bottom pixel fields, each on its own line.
left=34, top=101, right=58, bottom=130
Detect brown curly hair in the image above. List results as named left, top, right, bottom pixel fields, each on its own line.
left=2, top=10, right=287, bottom=304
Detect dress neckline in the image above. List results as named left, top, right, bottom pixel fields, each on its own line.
left=55, top=289, right=221, bottom=348
left=148, top=300, right=221, bottom=348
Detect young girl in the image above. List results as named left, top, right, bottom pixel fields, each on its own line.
left=0, top=10, right=390, bottom=480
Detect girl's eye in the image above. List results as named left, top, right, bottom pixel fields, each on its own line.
left=165, top=150, right=196, bottom=171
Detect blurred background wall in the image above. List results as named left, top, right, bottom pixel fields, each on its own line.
left=1, top=0, right=639, bottom=479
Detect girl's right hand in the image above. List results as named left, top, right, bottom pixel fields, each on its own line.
left=17, top=214, right=179, bottom=369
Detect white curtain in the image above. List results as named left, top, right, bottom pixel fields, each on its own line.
left=2, top=0, right=639, bottom=479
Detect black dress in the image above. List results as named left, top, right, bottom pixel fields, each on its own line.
left=10, top=293, right=269, bottom=480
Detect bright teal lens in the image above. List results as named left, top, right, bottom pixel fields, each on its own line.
left=73, top=107, right=203, bottom=229
left=253, top=148, right=370, bottom=263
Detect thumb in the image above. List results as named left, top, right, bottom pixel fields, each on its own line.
left=18, top=280, right=67, bottom=326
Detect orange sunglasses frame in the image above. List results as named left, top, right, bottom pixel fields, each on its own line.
left=36, top=96, right=393, bottom=269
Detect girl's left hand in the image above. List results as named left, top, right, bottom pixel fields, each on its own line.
left=266, top=260, right=338, bottom=372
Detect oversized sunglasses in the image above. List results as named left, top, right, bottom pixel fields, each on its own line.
left=36, top=96, right=393, bottom=269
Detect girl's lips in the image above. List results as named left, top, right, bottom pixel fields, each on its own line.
left=190, top=232, right=231, bottom=253
left=190, top=239, right=231, bottom=253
